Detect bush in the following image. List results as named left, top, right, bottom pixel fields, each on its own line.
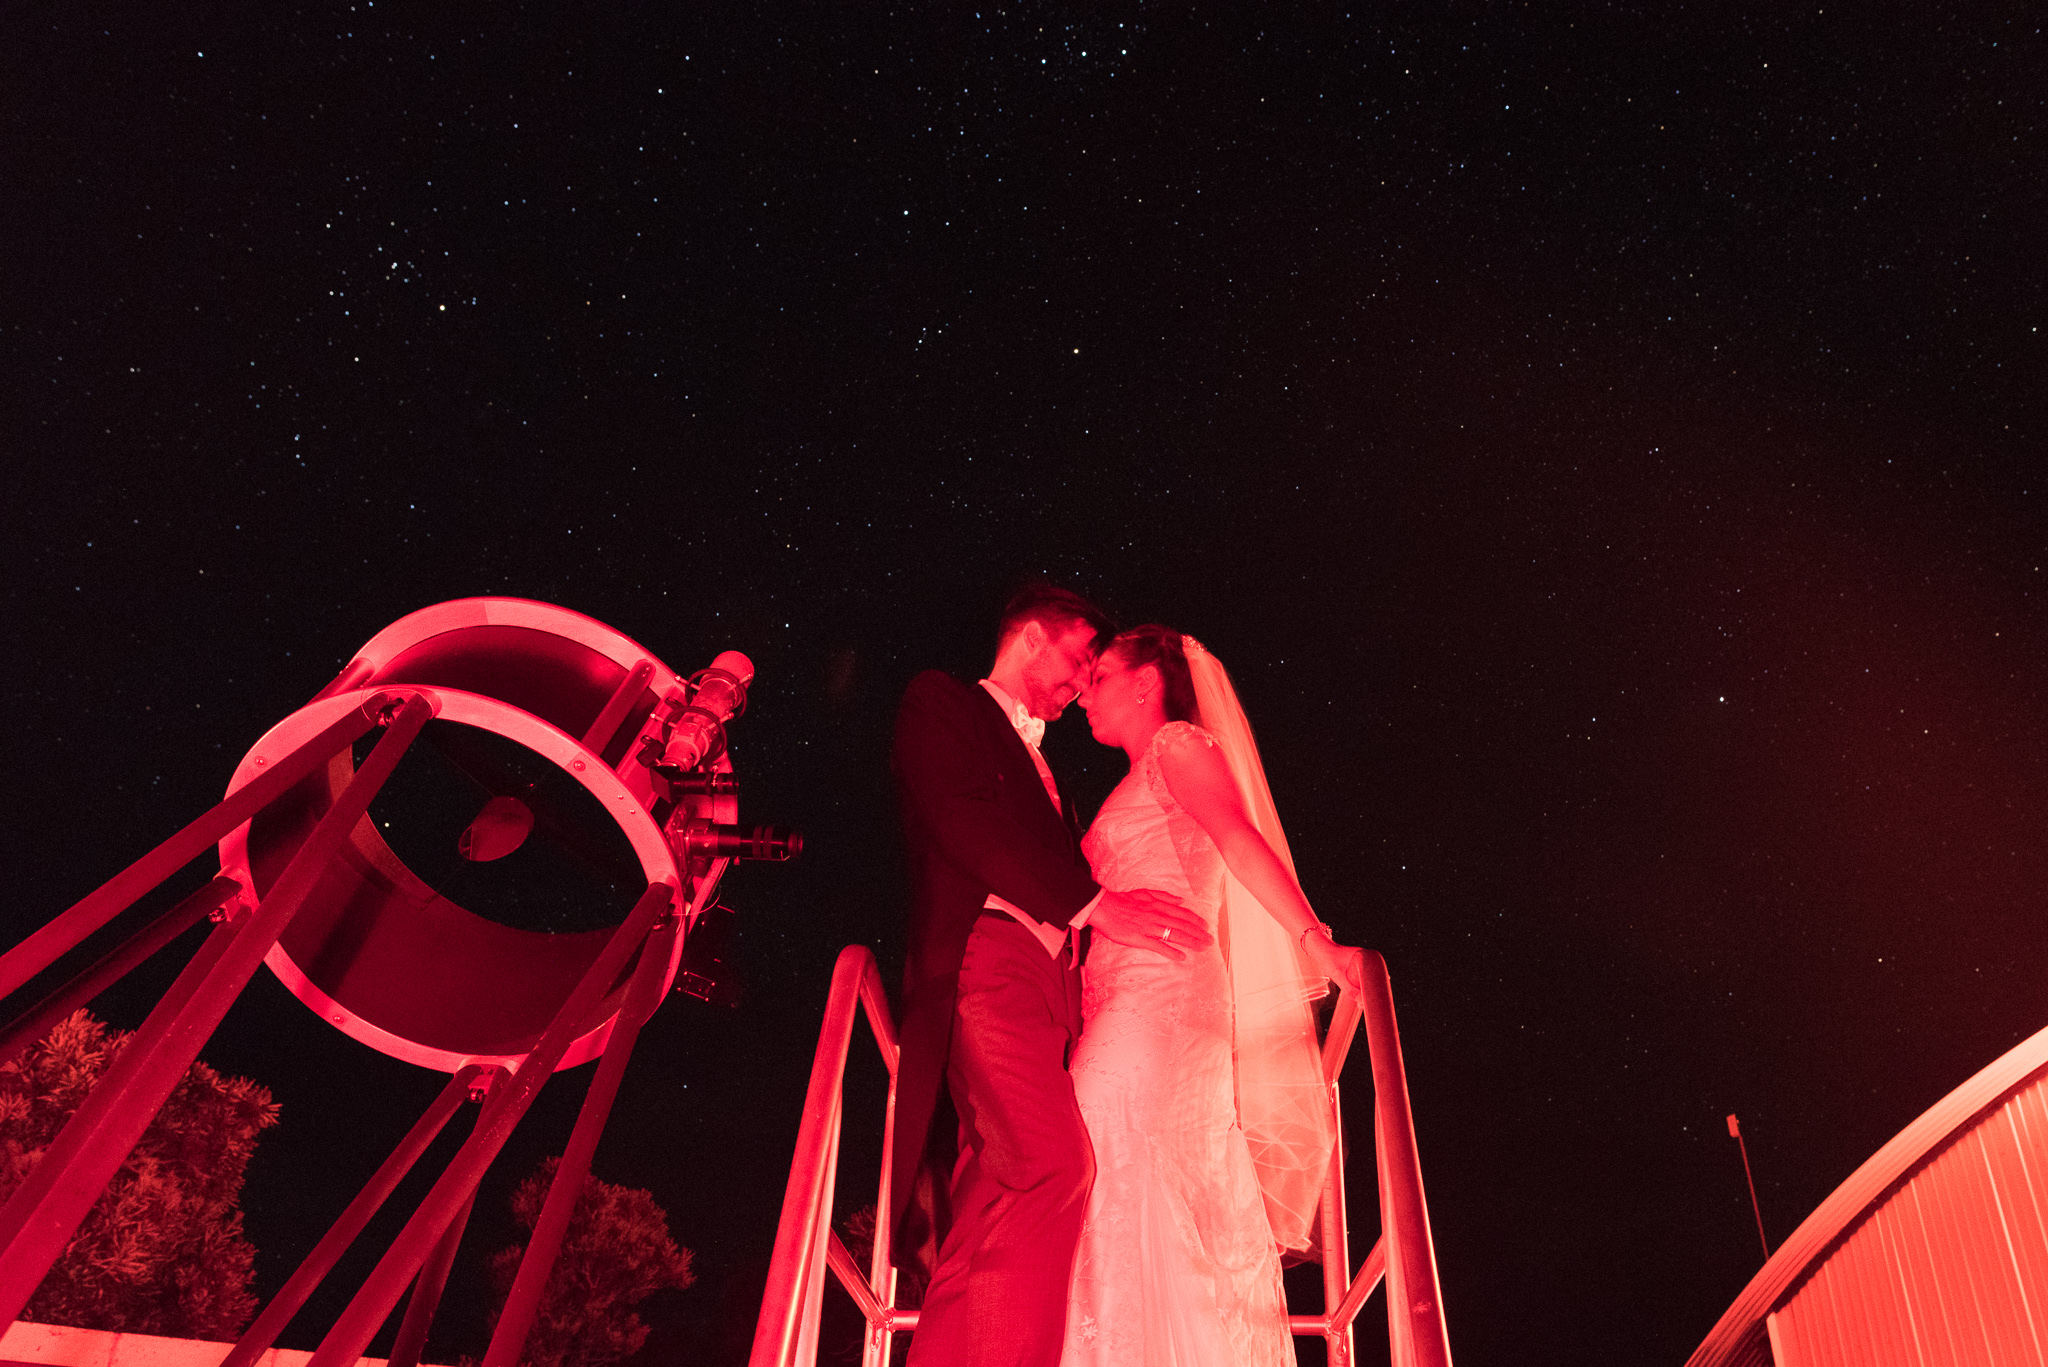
left=485, top=1156, right=695, bottom=1367
left=0, top=1009, right=279, bottom=1337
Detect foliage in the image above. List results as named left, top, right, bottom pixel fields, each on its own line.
left=485, top=1156, right=695, bottom=1367
left=0, top=1009, right=279, bottom=1337
left=836, top=1203, right=924, bottom=1308
left=829, top=1205, right=917, bottom=1366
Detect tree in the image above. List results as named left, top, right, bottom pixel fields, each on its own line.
left=485, top=1157, right=695, bottom=1367
left=0, top=1009, right=279, bottom=1337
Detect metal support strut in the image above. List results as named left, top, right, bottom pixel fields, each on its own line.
left=304, top=880, right=676, bottom=1367
left=0, top=695, right=431, bottom=1327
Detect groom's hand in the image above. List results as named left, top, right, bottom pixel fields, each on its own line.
left=1089, top=888, right=1211, bottom=961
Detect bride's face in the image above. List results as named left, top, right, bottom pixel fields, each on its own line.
left=1079, top=650, right=1155, bottom=746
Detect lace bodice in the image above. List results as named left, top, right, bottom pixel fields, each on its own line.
left=1080, top=721, right=1225, bottom=923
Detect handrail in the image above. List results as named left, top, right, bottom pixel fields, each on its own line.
left=750, top=945, right=1452, bottom=1367
left=1356, top=950, right=1453, bottom=1367
left=749, top=947, right=903, bottom=1367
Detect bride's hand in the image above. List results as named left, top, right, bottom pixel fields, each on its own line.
left=1304, top=931, right=1369, bottom=999
left=1090, top=887, right=1212, bottom=961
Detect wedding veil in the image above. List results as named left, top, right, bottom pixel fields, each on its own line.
left=1184, top=637, right=1336, bottom=1257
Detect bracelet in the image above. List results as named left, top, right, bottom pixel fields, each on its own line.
left=1298, top=922, right=1335, bottom=951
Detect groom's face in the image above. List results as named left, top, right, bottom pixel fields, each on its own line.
left=1021, top=621, right=1100, bottom=721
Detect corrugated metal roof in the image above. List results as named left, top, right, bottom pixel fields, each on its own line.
left=1689, top=1021, right=2048, bottom=1367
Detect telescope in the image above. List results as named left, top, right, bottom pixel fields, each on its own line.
left=0, top=598, right=799, bottom=1367
left=214, top=598, right=797, bottom=1066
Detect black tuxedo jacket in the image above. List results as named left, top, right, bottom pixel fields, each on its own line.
left=888, top=670, right=1099, bottom=1262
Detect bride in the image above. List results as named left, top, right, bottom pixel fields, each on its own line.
left=1062, top=626, right=1368, bottom=1366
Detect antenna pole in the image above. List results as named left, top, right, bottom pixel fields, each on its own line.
left=1727, top=1114, right=1769, bottom=1261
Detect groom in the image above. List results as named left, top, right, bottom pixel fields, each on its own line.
left=890, top=586, right=1212, bottom=1367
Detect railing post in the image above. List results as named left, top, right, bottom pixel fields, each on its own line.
left=796, top=1104, right=844, bottom=1366
left=1322, top=1074, right=1357, bottom=1365
left=856, top=961, right=900, bottom=1367
left=750, top=947, right=886, bottom=1367
left=1359, top=953, right=1452, bottom=1367
left=1303, top=987, right=1364, bottom=1362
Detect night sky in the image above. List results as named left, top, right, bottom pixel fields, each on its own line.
left=6, top=5, right=2045, bottom=1365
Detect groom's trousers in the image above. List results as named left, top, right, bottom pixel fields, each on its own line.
left=908, top=915, right=1091, bottom=1367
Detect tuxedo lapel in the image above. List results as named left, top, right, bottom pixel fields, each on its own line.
left=1055, top=771, right=1083, bottom=843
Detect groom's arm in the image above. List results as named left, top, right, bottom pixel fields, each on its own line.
left=892, top=671, right=1099, bottom=929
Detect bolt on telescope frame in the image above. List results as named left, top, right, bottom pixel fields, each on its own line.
left=748, top=946, right=1453, bottom=1367
left=0, top=598, right=797, bottom=1365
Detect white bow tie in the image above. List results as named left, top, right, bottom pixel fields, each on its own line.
left=1009, top=701, right=1046, bottom=749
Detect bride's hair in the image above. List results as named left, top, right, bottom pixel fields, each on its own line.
left=1109, top=625, right=1199, bottom=724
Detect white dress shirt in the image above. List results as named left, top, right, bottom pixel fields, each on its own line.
left=980, top=679, right=1101, bottom=957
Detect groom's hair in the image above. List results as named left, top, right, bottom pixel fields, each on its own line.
left=996, top=584, right=1116, bottom=656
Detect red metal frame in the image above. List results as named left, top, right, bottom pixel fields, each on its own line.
left=2, top=601, right=777, bottom=1367
left=481, top=914, right=683, bottom=1367
left=747, top=946, right=1453, bottom=1367
left=220, top=684, right=689, bottom=1073
left=0, top=875, right=244, bottom=1072
left=304, top=880, right=674, bottom=1367
left=387, top=1188, right=478, bottom=1367
left=0, top=695, right=432, bottom=1327
left=219, top=1066, right=489, bottom=1367
left=0, top=707, right=373, bottom=1003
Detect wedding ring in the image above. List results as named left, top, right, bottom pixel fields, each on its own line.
left=1159, top=928, right=1173, bottom=942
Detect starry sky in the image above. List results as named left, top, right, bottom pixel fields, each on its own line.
left=5, top=5, right=2045, bottom=1365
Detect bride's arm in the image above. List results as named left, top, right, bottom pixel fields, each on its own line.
left=1157, top=733, right=1368, bottom=997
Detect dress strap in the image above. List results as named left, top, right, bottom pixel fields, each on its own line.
left=1149, top=720, right=1216, bottom=756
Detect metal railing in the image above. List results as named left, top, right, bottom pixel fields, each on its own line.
left=749, top=945, right=1452, bottom=1367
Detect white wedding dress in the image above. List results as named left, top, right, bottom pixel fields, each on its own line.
left=1061, top=721, right=1295, bottom=1367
